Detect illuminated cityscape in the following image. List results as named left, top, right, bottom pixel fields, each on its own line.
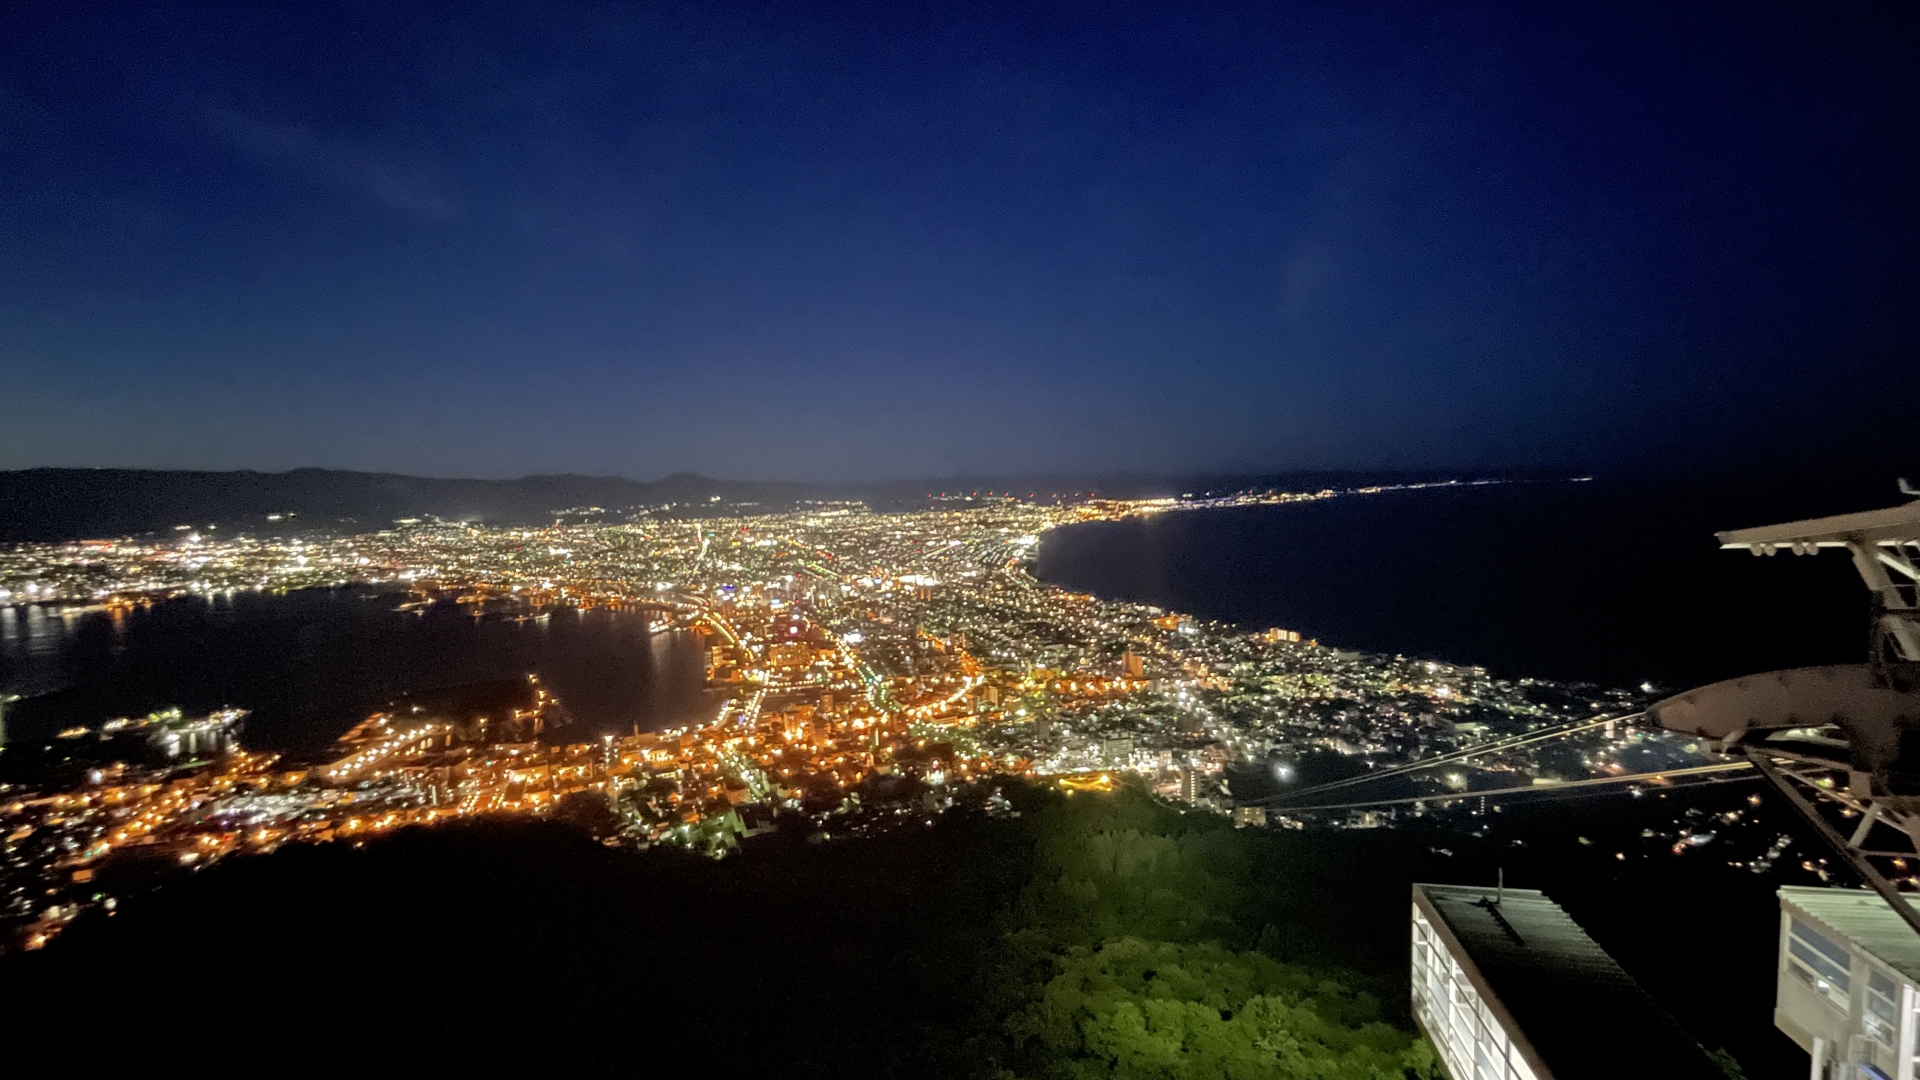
left=2, top=1, right=1914, bottom=1071
left=0, top=484, right=1712, bottom=952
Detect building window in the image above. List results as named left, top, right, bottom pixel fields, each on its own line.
left=1866, top=969, right=1899, bottom=1048
left=1785, top=917, right=1852, bottom=1011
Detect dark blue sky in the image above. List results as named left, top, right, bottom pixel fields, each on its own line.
left=2, top=1, right=1913, bottom=480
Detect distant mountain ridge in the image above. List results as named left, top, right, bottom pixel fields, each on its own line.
left=0, top=466, right=1535, bottom=542
left=0, top=468, right=822, bottom=542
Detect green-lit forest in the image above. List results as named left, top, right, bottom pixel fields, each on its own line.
left=923, top=783, right=1438, bottom=1079
left=0, top=780, right=1781, bottom=1076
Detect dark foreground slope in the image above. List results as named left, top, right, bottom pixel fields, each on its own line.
left=0, top=783, right=1781, bottom=1077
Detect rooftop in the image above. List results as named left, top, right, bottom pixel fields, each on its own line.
left=1414, top=883, right=1725, bottom=1080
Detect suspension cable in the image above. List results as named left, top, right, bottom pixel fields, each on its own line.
left=1251, top=712, right=1639, bottom=806
left=1263, top=760, right=1753, bottom=813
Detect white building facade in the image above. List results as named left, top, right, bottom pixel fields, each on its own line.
left=1411, top=896, right=1543, bottom=1080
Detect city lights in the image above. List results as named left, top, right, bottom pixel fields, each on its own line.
left=0, top=482, right=1689, bottom=951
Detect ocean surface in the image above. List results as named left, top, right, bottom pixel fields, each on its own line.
left=1035, top=477, right=1886, bottom=692
left=0, top=588, right=717, bottom=754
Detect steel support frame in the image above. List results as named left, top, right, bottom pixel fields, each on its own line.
left=1738, top=534, right=1920, bottom=664
left=1746, top=749, right=1920, bottom=937
left=1846, top=539, right=1920, bottom=664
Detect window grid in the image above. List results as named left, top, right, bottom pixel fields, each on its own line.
left=1785, top=917, right=1853, bottom=1012
left=1865, top=969, right=1899, bottom=1050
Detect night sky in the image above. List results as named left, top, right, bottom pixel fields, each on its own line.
left=2, top=1, right=1913, bottom=480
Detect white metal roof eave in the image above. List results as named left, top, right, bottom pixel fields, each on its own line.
left=1718, top=502, right=1920, bottom=548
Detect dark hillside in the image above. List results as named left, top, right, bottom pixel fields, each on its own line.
left=1, top=786, right=1439, bottom=1077
left=0, top=781, right=1795, bottom=1078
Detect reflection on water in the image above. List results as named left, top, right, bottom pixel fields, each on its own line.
left=0, top=589, right=718, bottom=754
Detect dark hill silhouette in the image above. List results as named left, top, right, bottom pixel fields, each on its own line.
left=0, top=466, right=1524, bottom=542
left=0, top=467, right=823, bottom=541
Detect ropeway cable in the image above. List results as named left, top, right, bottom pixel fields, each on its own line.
left=1250, top=713, right=1623, bottom=805
left=1251, top=712, right=1635, bottom=806
left=1248, top=712, right=1641, bottom=806
left=1261, top=760, right=1753, bottom=813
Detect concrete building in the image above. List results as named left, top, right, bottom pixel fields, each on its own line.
left=1776, top=886, right=1920, bottom=1079
left=1411, top=883, right=1725, bottom=1080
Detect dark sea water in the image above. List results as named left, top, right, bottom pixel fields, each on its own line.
left=1035, top=477, right=1887, bottom=692
left=0, top=588, right=717, bottom=754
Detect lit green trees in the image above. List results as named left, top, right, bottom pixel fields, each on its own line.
left=986, top=785, right=1437, bottom=1079
left=1011, top=939, right=1434, bottom=1080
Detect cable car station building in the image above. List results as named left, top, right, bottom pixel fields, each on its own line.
left=1778, top=886, right=1920, bottom=1080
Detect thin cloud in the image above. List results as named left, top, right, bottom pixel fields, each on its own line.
left=203, top=107, right=460, bottom=218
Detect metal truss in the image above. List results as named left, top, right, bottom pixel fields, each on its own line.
left=1718, top=499, right=1920, bottom=672
left=1653, top=489, right=1920, bottom=936
left=1745, top=749, right=1920, bottom=937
